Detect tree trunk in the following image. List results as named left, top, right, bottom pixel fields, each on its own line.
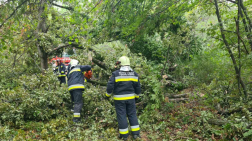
left=214, top=0, right=247, bottom=99
left=36, top=0, right=48, bottom=71
left=236, top=0, right=241, bottom=95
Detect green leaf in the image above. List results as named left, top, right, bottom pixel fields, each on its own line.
left=75, top=39, right=78, bottom=43
left=243, top=130, right=252, bottom=137
left=68, top=42, right=72, bottom=45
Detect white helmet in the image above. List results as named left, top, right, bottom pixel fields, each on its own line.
left=118, top=56, right=130, bottom=66
left=70, top=59, right=79, bottom=67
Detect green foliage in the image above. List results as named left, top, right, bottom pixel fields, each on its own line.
left=0, top=71, right=69, bottom=126
left=129, top=34, right=166, bottom=63
left=186, top=48, right=232, bottom=85
left=1, top=0, right=252, bottom=140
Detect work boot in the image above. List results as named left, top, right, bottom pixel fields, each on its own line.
left=133, top=134, right=141, bottom=139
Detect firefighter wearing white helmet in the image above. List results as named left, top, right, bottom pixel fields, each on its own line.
left=106, top=56, right=141, bottom=140
left=67, top=59, right=92, bottom=123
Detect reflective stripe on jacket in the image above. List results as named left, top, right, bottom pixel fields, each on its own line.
left=67, top=65, right=91, bottom=91
left=56, top=63, right=66, bottom=77
left=106, top=69, right=141, bottom=100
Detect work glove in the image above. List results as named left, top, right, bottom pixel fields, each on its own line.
left=104, top=93, right=111, bottom=100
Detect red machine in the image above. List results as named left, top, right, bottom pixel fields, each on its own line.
left=50, top=56, right=71, bottom=66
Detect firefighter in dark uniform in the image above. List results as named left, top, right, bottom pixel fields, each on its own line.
left=67, top=63, right=74, bottom=112
left=67, top=59, right=91, bottom=123
left=55, top=59, right=66, bottom=85
left=106, top=56, right=141, bottom=140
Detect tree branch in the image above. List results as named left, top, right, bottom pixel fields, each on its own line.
left=112, top=0, right=122, bottom=12
left=224, top=30, right=249, bottom=54
left=226, top=0, right=237, bottom=4
left=227, top=0, right=252, bottom=51
left=48, top=44, right=70, bottom=54
left=51, top=3, right=74, bottom=11
left=71, top=43, right=85, bottom=49
left=92, top=58, right=108, bottom=70
left=241, top=0, right=252, bottom=30
left=68, top=42, right=109, bottom=70
left=240, top=6, right=252, bottom=51
left=214, top=0, right=247, bottom=99
left=88, top=0, right=103, bottom=14
left=86, top=79, right=107, bottom=86
left=0, top=0, right=29, bottom=28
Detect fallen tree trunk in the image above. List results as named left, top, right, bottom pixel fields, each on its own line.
left=92, top=58, right=108, bottom=70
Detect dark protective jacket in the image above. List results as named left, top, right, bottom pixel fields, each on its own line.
left=106, top=69, right=141, bottom=100
left=55, top=63, right=66, bottom=77
left=67, top=65, right=91, bottom=91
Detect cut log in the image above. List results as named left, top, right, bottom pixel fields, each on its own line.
left=168, top=93, right=189, bottom=98
left=208, top=119, right=228, bottom=126
left=169, top=98, right=189, bottom=102
left=217, top=107, right=242, bottom=115
left=217, top=107, right=252, bottom=116
left=162, top=74, right=175, bottom=81
left=162, top=80, right=178, bottom=87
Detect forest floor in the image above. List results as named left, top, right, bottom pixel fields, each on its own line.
left=1, top=88, right=230, bottom=141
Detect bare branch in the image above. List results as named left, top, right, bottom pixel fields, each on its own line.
left=0, top=0, right=29, bottom=28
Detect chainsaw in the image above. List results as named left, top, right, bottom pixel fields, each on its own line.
left=84, top=70, right=92, bottom=79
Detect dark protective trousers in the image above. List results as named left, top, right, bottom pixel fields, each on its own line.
left=70, top=89, right=84, bottom=122
left=58, top=76, right=66, bottom=84
left=70, top=91, right=74, bottom=109
left=114, top=99, right=140, bottom=138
